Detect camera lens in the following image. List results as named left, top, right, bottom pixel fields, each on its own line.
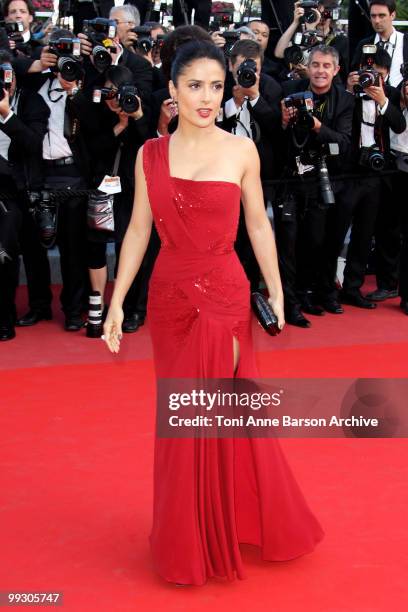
left=370, top=152, right=385, bottom=171
left=92, top=45, right=112, bottom=72
left=359, top=71, right=376, bottom=88
left=57, top=57, right=82, bottom=82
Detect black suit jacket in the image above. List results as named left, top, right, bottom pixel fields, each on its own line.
left=281, top=79, right=355, bottom=177
left=222, top=72, right=283, bottom=183
left=0, top=87, right=50, bottom=189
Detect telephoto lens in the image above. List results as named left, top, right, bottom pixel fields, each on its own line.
left=86, top=291, right=103, bottom=338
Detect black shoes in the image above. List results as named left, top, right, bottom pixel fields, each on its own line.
left=122, top=313, right=145, bottom=333
left=285, top=306, right=311, bottom=328
left=339, top=291, right=377, bottom=309
left=64, top=315, right=86, bottom=331
left=365, top=288, right=398, bottom=301
left=320, top=298, right=344, bottom=314
left=0, top=323, right=15, bottom=341
left=300, top=294, right=325, bottom=316
left=400, top=301, right=408, bottom=315
left=16, top=308, right=52, bottom=327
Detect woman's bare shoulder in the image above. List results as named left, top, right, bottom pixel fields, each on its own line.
left=218, top=132, right=257, bottom=156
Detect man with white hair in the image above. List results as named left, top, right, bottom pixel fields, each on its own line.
left=110, top=4, right=141, bottom=50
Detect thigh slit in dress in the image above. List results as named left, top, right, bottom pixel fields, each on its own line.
left=143, top=135, right=324, bottom=586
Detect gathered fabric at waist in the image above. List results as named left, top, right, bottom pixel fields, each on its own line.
left=151, top=245, right=240, bottom=280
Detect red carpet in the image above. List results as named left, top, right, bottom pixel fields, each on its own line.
left=1, top=281, right=408, bottom=611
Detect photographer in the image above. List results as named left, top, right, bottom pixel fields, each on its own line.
left=1, top=0, right=42, bottom=57
left=334, top=47, right=406, bottom=309
left=0, top=51, right=50, bottom=340
left=248, top=19, right=285, bottom=81
left=222, top=39, right=283, bottom=290
left=172, top=0, right=212, bottom=30
left=86, top=65, right=158, bottom=334
left=18, top=28, right=95, bottom=331
left=279, top=45, right=354, bottom=327
left=77, top=13, right=153, bottom=105
left=393, top=79, right=408, bottom=315
left=351, top=0, right=408, bottom=303
left=274, top=1, right=348, bottom=82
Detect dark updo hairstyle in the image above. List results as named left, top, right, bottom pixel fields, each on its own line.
left=104, top=65, right=134, bottom=88
left=170, top=40, right=226, bottom=85
left=160, top=25, right=213, bottom=83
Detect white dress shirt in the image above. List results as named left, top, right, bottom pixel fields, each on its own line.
left=224, top=96, right=260, bottom=138
left=374, top=28, right=404, bottom=87
left=38, top=79, right=72, bottom=160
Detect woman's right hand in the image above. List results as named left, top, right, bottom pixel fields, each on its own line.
left=103, top=304, right=124, bottom=353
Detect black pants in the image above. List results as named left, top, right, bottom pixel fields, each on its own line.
left=172, top=0, right=211, bottom=29
left=373, top=178, right=401, bottom=291
left=271, top=182, right=335, bottom=309
left=0, top=180, right=21, bottom=325
left=338, top=175, right=382, bottom=295
left=20, top=203, right=52, bottom=312
left=44, top=166, right=89, bottom=317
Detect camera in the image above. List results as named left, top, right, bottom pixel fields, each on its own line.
left=354, top=44, right=380, bottom=94
left=236, top=59, right=257, bottom=88
left=82, top=18, right=117, bottom=72
left=93, top=84, right=140, bottom=113
left=293, top=30, right=325, bottom=48
left=28, top=191, right=58, bottom=249
left=209, top=13, right=234, bottom=31
left=359, top=146, right=386, bottom=171
left=0, top=20, right=24, bottom=43
left=48, top=37, right=83, bottom=82
left=220, top=30, right=240, bottom=57
left=299, top=1, right=320, bottom=24
left=0, top=63, right=13, bottom=102
left=130, top=25, right=154, bottom=54
left=284, top=91, right=315, bottom=130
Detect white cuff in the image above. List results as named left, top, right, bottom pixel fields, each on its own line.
left=225, top=97, right=239, bottom=119
left=379, top=98, right=389, bottom=115
left=0, top=110, right=14, bottom=124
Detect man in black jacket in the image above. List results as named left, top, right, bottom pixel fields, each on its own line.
left=222, top=39, right=283, bottom=291
left=280, top=44, right=354, bottom=327
left=0, top=51, right=50, bottom=340
left=351, top=0, right=408, bottom=302
left=335, top=47, right=406, bottom=308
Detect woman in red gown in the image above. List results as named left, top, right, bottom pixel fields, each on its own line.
left=104, top=41, right=324, bottom=586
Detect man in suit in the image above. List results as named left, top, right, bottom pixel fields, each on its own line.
left=0, top=50, right=50, bottom=340
left=280, top=45, right=354, bottom=327
left=335, top=47, right=406, bottom=308
left=222, top=39, right=283, bottom=291
left=351, top=0, right=408, bottom=302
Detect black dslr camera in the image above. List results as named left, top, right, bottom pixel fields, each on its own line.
left=0, top=20, right=24, bottom=43
left=48, top=37, right=83, bottom=82
left=93, top=84, right=140, bottom=113
left=359, top=145, right=386, bottom=171
left=220, top=30, right=240, bottom=57
left=284, top=30, right=324, bottom=76
left=236, top=59, right=257, bottom=88
left=130, top=26, right=155, bottom=54
left=82, top=18, right=117, bottom=72
left=0, top=63, right=13, bottom=101
left=284, top=91, right=315, bottom=130
left=299, top=1, right=320, bottom=24
left=355, top=44, right=381, bottom=94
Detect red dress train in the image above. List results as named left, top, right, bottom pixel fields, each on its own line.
left=143, top=135, right=324, bottom=586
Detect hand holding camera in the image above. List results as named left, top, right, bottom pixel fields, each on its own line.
left=39, top=46, right=58, bottom=70
left=294, top=1, right=321, bottom=27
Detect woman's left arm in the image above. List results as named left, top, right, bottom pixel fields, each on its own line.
left=240, top=139, right=285, bottom=329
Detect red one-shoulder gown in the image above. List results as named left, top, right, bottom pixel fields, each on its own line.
left=143, top=135, right=324, bottom=586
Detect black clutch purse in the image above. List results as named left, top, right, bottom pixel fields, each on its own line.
left=251, top=292, right=281, bottom=336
